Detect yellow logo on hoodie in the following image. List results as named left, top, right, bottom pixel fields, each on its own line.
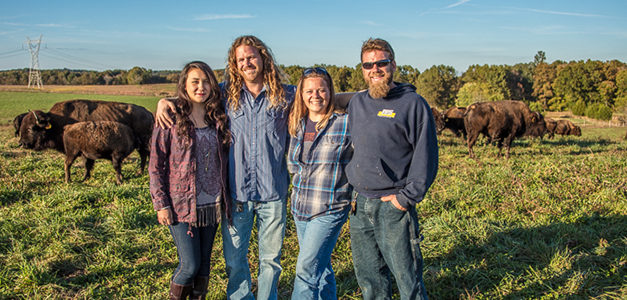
left=377, top=109, right=396, bottom=118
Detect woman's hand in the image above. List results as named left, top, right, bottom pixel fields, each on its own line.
left=157, top=208, right=174, bottom=225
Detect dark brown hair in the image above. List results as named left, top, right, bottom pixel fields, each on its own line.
left=175, top=61, right=230, bottom=148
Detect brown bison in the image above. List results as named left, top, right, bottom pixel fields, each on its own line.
left=13, top=112, right=28, bottom=137
left=431, top=107, right=444, bottom=133
left=554, top=120, right=581, bottom=137
left=18, top=99, right=154, bottom=173
left=64, top=121, right=136, bottom=184
left=440, top=107, right=467, bottom=138
left=464, top=100, right=546, bottom=158
left=544, top=118, right=558, bottom=139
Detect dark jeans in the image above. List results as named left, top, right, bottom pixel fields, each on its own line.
left=169, top=221, right=219, bottom=285
left=349, top=192, right=428, bottom=300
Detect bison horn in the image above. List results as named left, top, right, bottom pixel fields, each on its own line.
left=31, top=110, right=40, bottom=123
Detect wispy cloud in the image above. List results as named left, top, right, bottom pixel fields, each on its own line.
left=523, top=8, right=606, bottom=18
left=361, top=20, right=381, bottom=26
left=36, top=23, right=74, bottom=28
left=194, top=14, right=254, bottom=21
left=447, top=0, right=470, bottom=9
left=166, top=26, right=211, bottom=33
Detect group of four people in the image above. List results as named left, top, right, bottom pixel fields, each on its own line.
left=148, top=35, right=439, bottom=300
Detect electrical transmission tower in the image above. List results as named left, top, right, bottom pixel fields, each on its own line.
left=26, top=34, right=43, bottom=89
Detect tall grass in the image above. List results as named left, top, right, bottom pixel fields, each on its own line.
left=0, top=92, right=625, bottom=299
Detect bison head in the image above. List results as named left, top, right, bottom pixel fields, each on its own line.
left=19, top=110, right=54, bottom=150
left=525, top=111, right=547, bottom=137
left=571, top=125, right=582, bottom=136
left=431, top=108, right=445, bottom=134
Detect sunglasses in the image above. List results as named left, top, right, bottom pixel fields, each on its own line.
left=361, top=59, right=392, bottom=70
left=303, top=67, right=329, bottom=76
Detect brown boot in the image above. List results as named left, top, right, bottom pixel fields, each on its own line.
left=190, top=276, right=209, bottom=300
left=169, top=281, right=192, bottom=300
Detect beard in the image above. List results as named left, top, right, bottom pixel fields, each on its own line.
left=367, top=72, right=393, bottom=99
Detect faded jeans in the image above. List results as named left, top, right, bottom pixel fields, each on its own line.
left=222, top=199, right=287, bottom=300
left=349, top=192, right=428, bottom=300
left=291, top=207, right=350, bottom=300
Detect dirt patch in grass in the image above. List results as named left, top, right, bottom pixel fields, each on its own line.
left=0, top=84, right=176, bottom=97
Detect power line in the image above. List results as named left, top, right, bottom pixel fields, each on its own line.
left=26, top=35, right=43, bottom=88
left=43, top=47, right=115, bottom=70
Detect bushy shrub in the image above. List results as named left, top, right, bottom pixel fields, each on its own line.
left=571, top=100, right=587, bottom=116
left=585, top=103, right=613, bottom=120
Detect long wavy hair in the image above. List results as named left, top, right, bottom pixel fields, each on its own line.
left=175, top=61, right=230, bottom=149
left=224, top=35, right=286, bottom=111
left=288, top=68, right=338, bottom=137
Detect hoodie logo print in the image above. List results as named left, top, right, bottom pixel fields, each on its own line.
left=377, top=109, right=396, bottom=118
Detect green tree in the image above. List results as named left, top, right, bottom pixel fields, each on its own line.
left=455, top=82, right=505, bottom=107
left=348, top=63, right=367, bottom=92
left=415, top=65, right=458, bottom=108
left=126, top=66, right=151, bottom=85
left=461, top=64, right=510, bottom=100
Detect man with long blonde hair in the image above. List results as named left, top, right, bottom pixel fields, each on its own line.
left=156, top=35, right=295, bottom=300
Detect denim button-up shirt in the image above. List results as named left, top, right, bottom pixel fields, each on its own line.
left=223, top=83, right=296, bottom=203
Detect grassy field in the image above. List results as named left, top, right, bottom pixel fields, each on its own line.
left=0, top=89, right=626, bottom=299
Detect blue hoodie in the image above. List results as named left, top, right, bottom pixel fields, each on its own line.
left=346, top=83, right=439, bottom=208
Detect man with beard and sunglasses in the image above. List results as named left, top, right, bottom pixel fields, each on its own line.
left=345, top=38, right=439, bottom=300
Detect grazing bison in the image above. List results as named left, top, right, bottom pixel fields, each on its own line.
left=64, top=121, right=136, bottom=184
left=441, top=107, right=467, bottom=139
left=544, top=118, right=558, bottom=139
left=13, top=112, right=28, bottom=137
left=18, top=99, right=154, bottom=173
left=464, top=100, right=546, bottom=158
left=554, top=120, right=581, bottom=137
left=431, top=107, right=445, bottom=133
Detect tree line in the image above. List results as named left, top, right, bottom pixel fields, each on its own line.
left=1, top=52, right=625, bottom=120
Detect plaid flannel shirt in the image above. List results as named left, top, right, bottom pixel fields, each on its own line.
left=287, top=113, right=353, bottom=221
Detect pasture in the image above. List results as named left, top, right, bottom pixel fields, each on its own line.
left=0, top=88, right=626, bottom=299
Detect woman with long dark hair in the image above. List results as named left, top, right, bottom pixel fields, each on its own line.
left=149, top=61, right=231, bottom=299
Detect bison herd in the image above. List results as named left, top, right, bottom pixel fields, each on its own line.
left=14, top=99, right=154, bottom=184
left=431, top=100, right=584, bottom=158
left=9, top=98, right=598, bottom=184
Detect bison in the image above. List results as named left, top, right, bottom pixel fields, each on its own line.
left=431, top=107, right=444, bottom=133
left=18, top=99, right=154, bottom=173
left=464, top=100, right=546, bottom=158
left=441, top=107, right=467, bottom=139
left=554, top=120, right=581, bottom=137
left=63, top=121, right=136, bottom=184
left=13, top=112, right=27, bottom=137
left=544, top=118, right=558, bottom=139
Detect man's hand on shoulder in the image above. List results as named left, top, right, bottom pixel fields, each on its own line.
left=156, top=98, right=176, bottom=129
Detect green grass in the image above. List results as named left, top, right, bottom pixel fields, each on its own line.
left=0, top=91, right=626, bottom=299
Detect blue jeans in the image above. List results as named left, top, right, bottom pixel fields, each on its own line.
left=222, top=200, right=287, bottom=300
left=291, top=208, right=349, bottom=300
left=169, top=221, right=219, bottom=285
left=349, top=192, right=428, bottom=300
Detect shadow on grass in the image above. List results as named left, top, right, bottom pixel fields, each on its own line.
left=0, top=189, right=32, bottom=206
left=428, top=214, right=626, bottom=298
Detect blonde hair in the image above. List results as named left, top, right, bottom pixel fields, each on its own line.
left=224, top=35, right=286, bottom=111
left=288, top=68, right=339, bottom=137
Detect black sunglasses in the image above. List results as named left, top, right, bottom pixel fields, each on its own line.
left=361, top=59, right=392, bottom=70
left=303, top=67, right=329, bottom=76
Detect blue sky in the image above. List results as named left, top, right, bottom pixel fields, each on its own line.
left=1, top=0, right=626, bottom=73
